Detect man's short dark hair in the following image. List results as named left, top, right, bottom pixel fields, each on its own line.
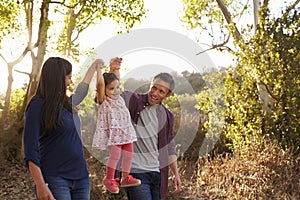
left=153, top=73, right=175, bottom=91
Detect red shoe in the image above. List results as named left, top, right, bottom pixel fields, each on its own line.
left=120, top=175, right=141, bottom=187
left=102, top=177, right=119, bottom=194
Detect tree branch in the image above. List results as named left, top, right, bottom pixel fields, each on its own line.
left=196, top=35, right=234, bottom=55
left=14, top=69, right=30, bottom=76
left=259, top=81, right=280, bottom=102
left=9, top=46, right=31, bottom=66
left=49, top=0, right=78, bottom=9
left=24, top=0, right=33, bottom=44
left=216, top=0, right=242, bottom=41
left=263, top=0, right=269, bottom=7
left=0, top=53, right=8, bottom=64
left=281, top=0, right=300, bottom=20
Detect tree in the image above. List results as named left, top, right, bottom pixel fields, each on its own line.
left=0, top=1, right=22, bottom=129
left=0, top=0, right=146, bottom=161
left=181, top=0, right=300, bottom=154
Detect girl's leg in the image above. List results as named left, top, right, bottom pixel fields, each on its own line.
left=120, top=143, right=141, bottom=187
left=106, top=145, right=122, bottom=179
left=121, top=143, right=133, bottom=176
left=103, top=145, right=122, bottom=193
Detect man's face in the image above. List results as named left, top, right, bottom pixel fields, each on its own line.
left=148, top=78, right=171, bottom=105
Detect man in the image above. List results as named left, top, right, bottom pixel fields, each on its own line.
left=110, top=58, right=181, bottom=199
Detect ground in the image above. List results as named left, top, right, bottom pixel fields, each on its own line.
left=0, top=160, right=35, bottom=200
left=0, top=156, right=196, bottom=200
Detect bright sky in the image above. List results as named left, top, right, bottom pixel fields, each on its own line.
left=1, top=0, right=295, bottom=94
left=78, top=0, right=233, bottom=81
left=2, top=0, right=229, bottom=94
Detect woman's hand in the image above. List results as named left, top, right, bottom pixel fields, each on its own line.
left=93, top=59, right=105, bottom=71
left=82, top=59, right=104, bottom=84
left=36, top=183, right=55, bottom=200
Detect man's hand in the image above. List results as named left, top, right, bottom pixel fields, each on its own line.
left=109, top=57, right=122, bottom=71
left=109, top=57, right=122, bottom=79
left=172, top=174, right=182, bottom=194
left=169, top=154, right=182, bottom=194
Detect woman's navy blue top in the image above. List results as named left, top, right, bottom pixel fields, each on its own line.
left=23, top=82, right=89, bottom=180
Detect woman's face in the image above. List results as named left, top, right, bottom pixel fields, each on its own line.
left=105, top=79, right=120, bottom=100
left=65, top=72, right=73, bottom=88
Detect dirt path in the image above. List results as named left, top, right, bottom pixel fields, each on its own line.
left=0, top=160, right=35, bottom=200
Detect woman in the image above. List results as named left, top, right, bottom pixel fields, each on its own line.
left=23, top=57, right=104, bottom=200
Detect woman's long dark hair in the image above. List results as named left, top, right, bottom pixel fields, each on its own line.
left=35, top=57, right=73, bottom=134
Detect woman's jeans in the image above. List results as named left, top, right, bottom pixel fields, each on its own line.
left=125, top=171, right=161, bottom=200
left=43, top=176, right=90, bottom=200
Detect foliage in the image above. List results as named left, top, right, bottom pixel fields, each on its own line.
left=123, top=71, right=206, bottom=95
left=182, top=0, right=300, bottom=155
left=6, top=88, right=26, bottom=124
left=55, top=0, right=147, bottom=59
left=123, top=77, right=149, bottom=93
left=223, top=66, right=263, bottom=154
left=174, top=71, right=206, bottom=94
left=0, top=1, right=22, bottom=47
left=0, top=0, right=147, bottom=162
left=195, top=69, right=231, bottom=155
left=234, top=8, right=300, bottom=154
left=181, top=0, right=251, bottom=48
left=0, top=0, right=146, bottom=123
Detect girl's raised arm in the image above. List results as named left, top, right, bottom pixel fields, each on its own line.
left=96, top=63, right=105, bottom=104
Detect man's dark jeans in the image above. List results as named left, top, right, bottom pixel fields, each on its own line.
left=125, top=171, right=161, bottom=200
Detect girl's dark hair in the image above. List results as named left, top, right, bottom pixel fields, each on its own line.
left=35, top=57, right=73, bottom=134
left=94, top=73, right=119, bottom=103
left=103, top=72, right=119, bottom=85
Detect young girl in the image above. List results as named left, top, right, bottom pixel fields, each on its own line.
left=92, top=58, right=141, bottom=194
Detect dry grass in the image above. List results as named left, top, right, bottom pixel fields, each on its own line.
left=1, top=139, right=299, bottom=199
left=2, top=110, right=300, bottom=199
left=84, top=111, right=300, bottom=199
left=175, top=142, right=300, bottom=200
left=86, top=140, right=300, bottom=200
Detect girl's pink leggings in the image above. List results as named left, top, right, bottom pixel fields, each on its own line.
left=106, top=143, right=133, bottom=179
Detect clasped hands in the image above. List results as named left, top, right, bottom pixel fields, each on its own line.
left=91, top=57, right=122, bottom=71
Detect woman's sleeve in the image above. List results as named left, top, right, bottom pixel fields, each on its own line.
left=71, top=82, right=89, bottom=106
left=23, top=99, right=42, bottom=168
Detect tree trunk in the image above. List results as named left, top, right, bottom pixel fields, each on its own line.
left=1, top=63, right=13, bottom=129
left=216, top=0, right=274, bottom=114
left=253, top=0, right=274, bottom=113
left=0, top=0, right=50, bottom=163
left=24, top=57, right=40, bottom=108
left=23, top=0, right=50, bottom=109
left=216, top=0, right=242, bottom=41
left=253, top=0, right=259, bottom=30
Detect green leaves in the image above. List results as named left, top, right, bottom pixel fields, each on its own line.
left=55, top=0, right=146, bottom=59
left=182, top=0, right=300, bottom=155
left=0, top=1, right=21, bottom=46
